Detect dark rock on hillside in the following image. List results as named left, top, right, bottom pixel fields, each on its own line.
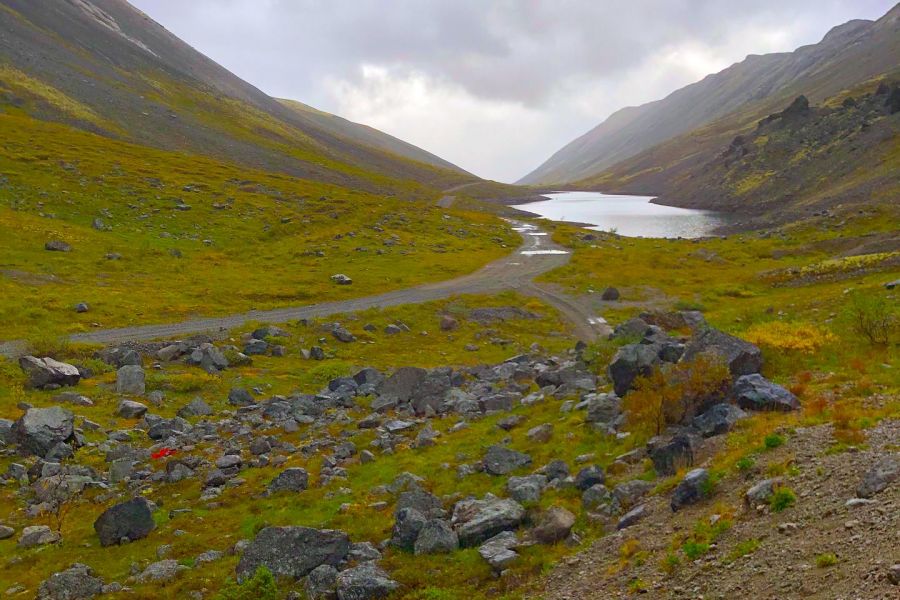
left=733, top=374, right=800, bottom=411
left=305, top=564, right=338, bottom=600
left=507, top=474, right=547, bottom=503
left=649, top=433, right=698, bottom=476
left=857, top=455, right=899, bottom=498
left=607, top=343, right=662, bottom=396
left=19, top=356, right=81, bottom=390
left=336, top=562, right=399, bottom=600
left=574, top=465, right=605, bottom=490
left=251, top=325, right=288, bottom=339
left=186, top=343, right=229, bottom=374
left=532, top=506, right=575, bottom=544
left=177, top=397, right=213, bottom=418
left=483, top=445, right=532, bottom=476
left=452, top=495, right=525, bottom=547
left=116, top=365, right=145, bottom=395
left=45, top=240, right=71, bottom=252
left=682, top=327, right=762, bottom=377
left=37, top=563, right=103, bottom=600
left=468, top=306, right=538, bottom=324
left=396, top=489, right=446, bottom=519
left=236, top=526, right=350, bottom=582
left=478, top=531, right=520, bottom=570
left=116, top=400, right=147, bottom=419
left=13, top=406, right=76, bottom=458
left=692, top=403, right=747, bottom=437
left=414, top=519, right=459, bottom=555
left=228, top=387, right=255, bottom=407
left=671, top=468, right=711, bottom=511
left=94, top=497, right=156, bottom=546
left=267, top=468, right=309, bottom=493
left=391, top=507, right=427, bottom=550
left=96, top=347, right=142, bottom=368
left=601, top=287, right=620, bottom=301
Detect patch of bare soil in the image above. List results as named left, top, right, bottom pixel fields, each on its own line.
left=535, top=419, right=899, bottom=599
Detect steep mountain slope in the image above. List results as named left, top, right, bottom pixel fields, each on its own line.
left=277, top=99, right=470, bottom=175
left=520, top=4, right=900, bottom=186
left=0, top=0, right=473, bottom=192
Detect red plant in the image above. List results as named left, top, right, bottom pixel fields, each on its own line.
left=151, top=448, right=176, bottom=460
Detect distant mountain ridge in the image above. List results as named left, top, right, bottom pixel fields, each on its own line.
left=520, top=4, right=900, bottom=186
left=0, top=0, right=473, bottom=192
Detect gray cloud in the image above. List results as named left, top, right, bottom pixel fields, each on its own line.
left=130, top=0, right=897, bottom=181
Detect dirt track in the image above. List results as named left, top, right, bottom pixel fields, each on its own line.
left=48, top=220, right=608, bottom=348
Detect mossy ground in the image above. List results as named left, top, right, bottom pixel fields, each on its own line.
left=0, top=111, right=516, bottom=341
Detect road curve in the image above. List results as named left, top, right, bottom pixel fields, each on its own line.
left=0, top=221, right=608, bottom=355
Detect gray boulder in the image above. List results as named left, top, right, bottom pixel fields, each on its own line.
left=612, top=480, right=654, bottom=509
left=451, top=495, right=525, bottom=547
left=244, top=339, right=268, bottom=355
left=94, top=497, right=156, bottom=546
left=13, top=407, right=75, bottom=457
left=96, top=347, right=142, bottom=368
left=137, top=560, right=182, bottom=583
left=671, top=468, right=710, bottom=511
left=584, top=393, right=622, bottom=425
left=391, top=508, right=426, bottom=550
left=18, top=525, right=60, bottom=548
left=331, top=325, right=356, bottom=343
left=506, top=474, right=547, bottom=503
left=228, top=387, right=255, bottom=406
left=649, top=434, right=698, bottom=476
left=336, top=563, right=399, bottom=600
left=483, top=445, right=532, bottom=476
left=692, top=403, right=747, bottom=437
left=857, top=455, right=899, bottom=498
left=45, top=240, right=72, bottom=252
left=616, top=504, right=647, bottom=530
left=236, top=526, right=350, bottom=582
left=116, top=365, right=145, bottom=395
left=414, top=519, right=459, bottom=555
left=305, top=564, right=338, bottom=600
left=607, top=343, right=661, bottom=396
left=582, top=484, right=613, bottom=512
left=177, top=397, right=213, bottom=418
left=531, top=506, right=575, bottom=544
left=601, top=287, right=620, bottom=301
left=396, top=489, right=446, bottom=519
left=744, top=478, right=780, bottom=506
left=37, top=563, right=103, bottom=600
left=19, top=356, right=81, bottom=389
left=733, top=374, right=800, bottom=411
left=267, top=468, right=309, bottom=493
left=187, top=343, right=229, bottom=374
left=478, top=531, right=519, bottom=570
left=683, top=328, right=762, bottom=376
left=116, top=400, right=147, bottom=419
left=574, top=465, right=605, bottom=490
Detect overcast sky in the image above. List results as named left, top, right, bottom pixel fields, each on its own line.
left=130, top=0, right=896, bottom=182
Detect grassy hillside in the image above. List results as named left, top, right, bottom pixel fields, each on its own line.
left=0, top=108, right=515, bottom=342
left=0, top=0, right=475, bottom=191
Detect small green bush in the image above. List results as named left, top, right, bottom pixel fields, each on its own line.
left=735, top=456, right=755, bottom=471
left=216, top=566, right=279, bottom=600
left=682, top=540, right=710, bottom=560
left=815, top=553, right=838, bottom=568
left=764, top=433, right=785, bottom=449
left=769, top=487, right=796, bottom=512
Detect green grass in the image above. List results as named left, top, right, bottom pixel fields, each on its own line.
left=815, top=553, right=839, bottom=568
left=769, top=487, right=797, bottom=512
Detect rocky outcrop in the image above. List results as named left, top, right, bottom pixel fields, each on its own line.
left=236, top=526, right=350, bottom=581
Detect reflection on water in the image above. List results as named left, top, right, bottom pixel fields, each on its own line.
left=512, top=191, right=730, bottom=238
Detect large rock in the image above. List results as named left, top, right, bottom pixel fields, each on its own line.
left=396, top=489, right=446, bottom=519
left=649, top=434, right=698, bottom=476
left=692, top=403, right=747, bottom=437
left=18, top=525, right=60, bottom=548
left=116, top=400, right=147, bottom=419
left=733, top=374, right=799, bottom=411
left=451, top=495, right=525, bottom=547
left=19, top=356, right=81, bottom=390
left=671, top=468, right=710, bottom=512
left=477, top=531, right=519, bottom=570
left=267, top=468, right=309, bottom=493
left=483, top=445, right=532, bottom=476
left=236, top=527, right=350, bottom=582
left=93, top=497, right=156, bottom=546
left=177, top=397, right=213, bottom=418
left=414, top=519, right=459, bottom=555
left=377, top=367, right=427, bottom=403
left=574, top=465, right=605, bottom=490
left=607, top=343, right=662, bottom=396
left=336, top=563, right=399, bottom=600
left=857, top=455, right=899, bottom=499
left=116, top=365, right=145, bottom=395
left=682, top=328, right=762, bottom=377
left=531, top=507, right=575, bottom=544
left=744, top=478, right=780, bottom=506
left=186, top=343, right=229, bottom=374
left=390, top=508, right=426, bottom=550
left=584, top=393, right=622, bottom=425
left=37, top=563, right=103, bottom=600
left=305, top=564, right=338, bottom=600
left=13, top=407, right=75, bottom=458
left=506, top=474, right=547, bottom=503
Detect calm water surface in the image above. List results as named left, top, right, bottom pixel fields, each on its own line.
left=513, top=191, right=729, bottom=238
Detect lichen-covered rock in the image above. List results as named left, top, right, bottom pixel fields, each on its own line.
left=482, top=445, right=532, bottom=476
left=413, top=519, right=459, bottom=555
left=37, top=563, right=103, bottom=599
left=93, top=497, right=156, bottom=546
left=335, top=563, right=399, bottom=600
left=13, top=406, right=75, bottom=458
left=683, top=328, right=762, bottom=377
left=451, top=495, right=525, bottom=547
left=236, top=526, right=349, bottom=582
left=733, top=374, right=800, bottom=411
left=671, top=468, right=710, bottom=512
left=18, top=356, right=80, bottom=390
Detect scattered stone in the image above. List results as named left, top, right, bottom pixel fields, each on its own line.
left=18, top=525, right=60, bottom=548
left=478, top=531, right=519, bottom=570
left=267, top=468, right=309, bottom=493
left=228, top=387, right=255, bottom=407
left=649, top=434, right=697, bottom=476
left=483, top=445, right=532, bottom=476
left=744, top=478, right=780, bottom=506
left=116, top=400, right=148, bottom=419
left=12, top=406, right=75, bottom=458
left=19, top=356, right=81, bottom=389
left=601, top=287, right=620, bottom=301
left=683, top=327, right=762, bottom=376
left=414, top=519, right=459, bottom=555
left=440, top=315, right=459, bottom=331
left=331, top=274, right=353, bottom=285
left=532, top=506, right=575, bottom=544
left=236, top=526, right=350, bottom=582
left=616, top=504, right=647, bottom=530
left=74, top=302, right=89, bottom=313
left=332, top=325, right=356, bottom=343
left=0, top=526, right=14, bottom=540
left=856, top=455, right=899, bottom=498
left=93, top=497, right=156, bottom=546
left=305, top=564, right=338, bottom=600
left=37, top=563, right=103, bottom=600
left=137, top=560, right=182, bottom=583
left=244, top=339, right=268, bottom=355
left=692, top=403, right=747, bottom=437
left=452, top=495, right=525, bottom=547
left=335, top=562, right=399, bottom=600
left=116, top=365, right=146, bottom=395
left=507, top=474, right=547, bottom=503
left=733, top=374, right=800, bottom=411
left=607, top=343, right=662, bottom=396
left=526, top=423, right=553, bottom=443
left=45, top=240, right=72, bottom=252
left=671, top=468, right=710, bottom=512
left=574, top=465, right=605, bottom=490
left=178, top=397, right=213, bottom=418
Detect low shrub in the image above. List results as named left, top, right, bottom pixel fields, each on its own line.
left=216, top=566, right=279, bottom=600
left=815, top=553, right=839, bottom=568
left=769, top=486, right=796, bottom=512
